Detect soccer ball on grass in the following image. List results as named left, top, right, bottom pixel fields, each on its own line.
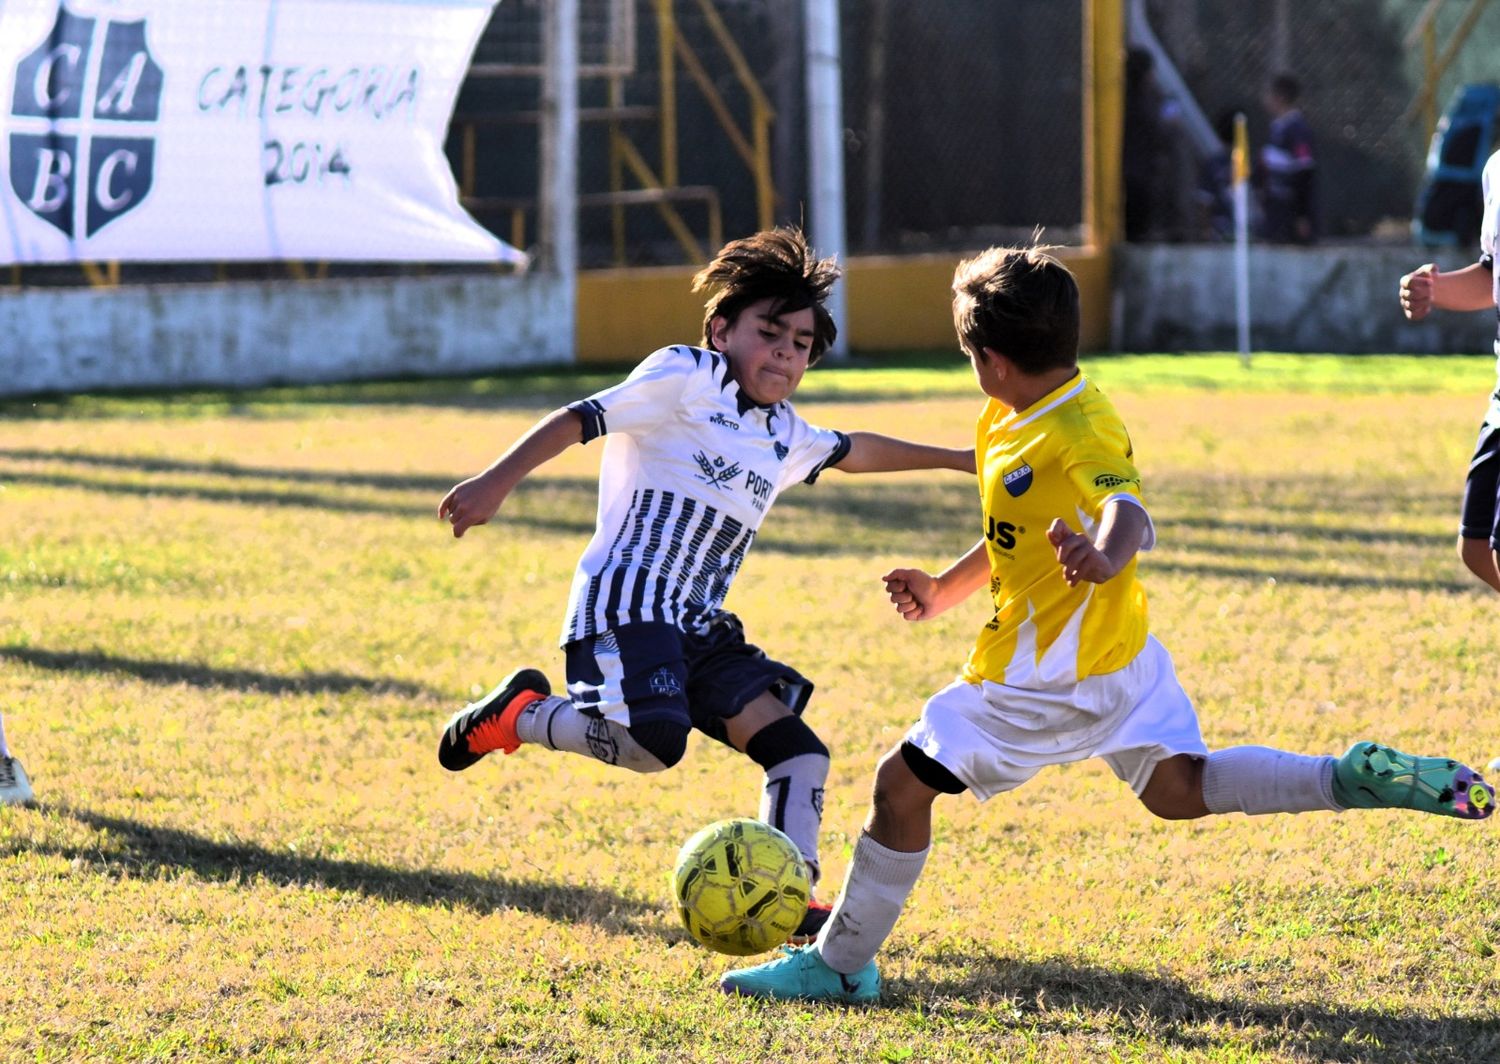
left=671, top=817, right=811, bottom=956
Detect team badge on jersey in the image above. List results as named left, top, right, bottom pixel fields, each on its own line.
left=773, top=442, right=789, bottom=462
left=1003, top=462, right=1033, bottom=497
left=649, top=667, right=683, bottom=698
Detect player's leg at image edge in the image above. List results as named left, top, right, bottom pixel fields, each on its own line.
left=0, top=712, right=33, bottom=806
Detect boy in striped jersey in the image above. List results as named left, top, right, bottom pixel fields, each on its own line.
left=1400, top=148, right=1500, bottom=598
left=720, top=244, right=1494, bottom=1003
left=436, top=228, right=973, bottom=938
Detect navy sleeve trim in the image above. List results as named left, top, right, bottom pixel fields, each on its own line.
left=1482, top=253, right=1495, bottom=271
left=569, top=398, right=607, bottom=443
left=803, top=430, right=852, bottom=485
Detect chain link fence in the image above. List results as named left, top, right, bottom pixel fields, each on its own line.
left=1138, top=0, right=1470, bottom=243
left=457, top=0, right=1500, bottom=262
left=457, top=0, right=1084, bottom=266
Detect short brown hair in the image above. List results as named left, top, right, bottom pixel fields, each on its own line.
left=692, top=227, right=841, bottom=363
left=951, top=245, right=1079, bottom=375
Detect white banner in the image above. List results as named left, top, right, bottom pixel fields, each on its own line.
left=0, top=0, right=522, bottom=264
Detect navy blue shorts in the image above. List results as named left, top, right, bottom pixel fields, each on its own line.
left=1460, top=421, right=1500, bottom=547
left=563, top=613, right=813, bottom=747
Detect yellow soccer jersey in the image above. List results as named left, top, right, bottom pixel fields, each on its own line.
left=962, top=374, right=1153, bottom=688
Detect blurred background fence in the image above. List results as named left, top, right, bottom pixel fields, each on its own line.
left=1137, top=0, right=1496, bottom=242
left=456, top=0, right=1500, bottom=266
left=456, top=0, right=1086, bottom=268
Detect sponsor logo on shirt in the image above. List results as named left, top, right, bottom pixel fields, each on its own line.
left=744, top=468, right=774, bottom=512
left=708, top=412, right=740, bottom=431
left=1003, top=463, right=1033, bottom=497
left=986, top=514, right=1020, bottom=552
left=693, top=450, right=743, bottom=491
left=1093, top=473, right=1138, bottom=490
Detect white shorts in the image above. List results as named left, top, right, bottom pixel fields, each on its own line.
left=905, top=635, right=1208, bottom=800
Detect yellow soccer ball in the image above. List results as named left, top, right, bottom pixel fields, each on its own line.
left=671, top=818, right=811, bottom=956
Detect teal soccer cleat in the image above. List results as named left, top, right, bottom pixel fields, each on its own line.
left=719, top=944, right=880, bottom=1004
left=1334, top=742, right=1495, bottom=820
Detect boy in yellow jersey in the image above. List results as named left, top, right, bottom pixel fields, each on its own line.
left=721, top=244, right=1495, bottom=1004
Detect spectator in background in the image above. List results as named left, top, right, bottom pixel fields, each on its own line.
left=1195, top=109, right=1239, bottom=242
left=1258, top=73, right=1317, bottom=243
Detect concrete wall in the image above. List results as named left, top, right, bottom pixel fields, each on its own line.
left=0, top=271, right=572, bottom=397
left=1116, top=244, right=1497, bottom=354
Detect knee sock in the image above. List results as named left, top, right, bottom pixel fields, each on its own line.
left=817, top=832, right=928, bottom=975
left=0, top=712, right=9, bottom=759
left=745, top=716, right=830, bottom=885
left=1201, top=746, right=1341, bottom=815
left=515, top=695, right=682, bottom=773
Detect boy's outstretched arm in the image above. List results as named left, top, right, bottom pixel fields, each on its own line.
left=439, top=407, right=584, bottom=538
left=883, top=538, right=990, bottom=622
left=1400, top=262, right=1493, bottom=320
left=834, top=432, right=975, bottom=475
left=1047, top=500, right=1149, bottom=586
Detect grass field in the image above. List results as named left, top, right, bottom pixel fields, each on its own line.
left=3, top=353, right=1500, bottom=1062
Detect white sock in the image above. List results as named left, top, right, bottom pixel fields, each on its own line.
left=1201, top=746, right=1341, bottom=815
left=816, top=832, right=928, bottom=974
left=514, top=695, right=669, bottom=773
left=759, top=752, right=829, bottom=886
left=0, top=712, right=10, bottom=759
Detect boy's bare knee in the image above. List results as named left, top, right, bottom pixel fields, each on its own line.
left=1139, top=756, right=1209, bottom=820
left=871, top=748, right=937, bottom=819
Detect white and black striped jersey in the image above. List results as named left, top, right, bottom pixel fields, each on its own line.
left=1481, top=151, right=1500, bottom=423
left=560, top=344, right=850, bottom=644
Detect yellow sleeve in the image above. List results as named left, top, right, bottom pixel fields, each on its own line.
left=1063, top=426, right=1146, bottom=516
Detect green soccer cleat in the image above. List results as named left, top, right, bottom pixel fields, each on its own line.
left=1333, top=741, right=1495, bottom=820
left=719, top=944, right=880, bottom=1004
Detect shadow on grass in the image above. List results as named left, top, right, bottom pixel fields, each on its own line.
left=32, top=806, right=666, bottom=935
left=0, top=645, right=440, bottom=699
left=0, top=447, right=459, bottom=492
left=0, top=353, right=973, bottom=419
left=0, top=452, right=1478, bottom=587
left=1144, top=558, right=1477, bottom=594
left=0, top=468, right=598, bottom=534
left=908, top=952, right=1499, bottom=1063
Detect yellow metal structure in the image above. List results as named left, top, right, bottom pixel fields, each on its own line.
left=1084, top=0, right=1125, bottom=254
left=605, top=0, right=774, bottom=264
left=1402, top=0, right=1493, bottom=138
left=79, top=261, right=120, bottom=288
left=576, top=0, right=1123, bottom=362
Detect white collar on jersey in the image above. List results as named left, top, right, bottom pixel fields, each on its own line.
left=1005, top=375, right=1087, bottom=432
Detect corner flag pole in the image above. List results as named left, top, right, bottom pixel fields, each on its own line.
left=1232, top=112, right=1251, bottom=366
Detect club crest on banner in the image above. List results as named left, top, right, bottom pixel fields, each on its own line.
left=9, top=4, right=163, bottom=238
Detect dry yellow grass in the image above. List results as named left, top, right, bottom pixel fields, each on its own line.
left=1, top=356, right=1498, bottom=1062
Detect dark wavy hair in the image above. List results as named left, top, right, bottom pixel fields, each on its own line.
left=692, top=227, right=841, bottom=363
left=951, top=243, right=1079, bottom=375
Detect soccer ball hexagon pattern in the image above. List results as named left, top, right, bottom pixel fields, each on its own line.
left=671, top=818, right=811, bottom=956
